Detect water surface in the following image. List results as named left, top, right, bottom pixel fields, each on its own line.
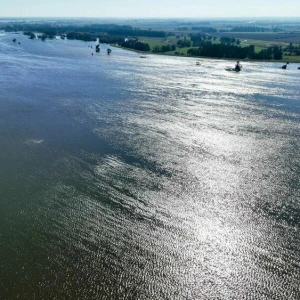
left=0, top=33, right=300, bottom=299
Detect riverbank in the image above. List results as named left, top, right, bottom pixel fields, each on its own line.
left=112, top=44, right=300, bottom=64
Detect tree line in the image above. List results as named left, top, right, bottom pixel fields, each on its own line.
left=189, top=34, right=240, bottom=46
left=120, top=40, right=150, bottom=52
left=1, top=23, right=166, bottom=38
left=187, top=42, right=283, bottom=60
left=283, top=43, right=300, bottom=55
left=230, top=26, right=267, bottom=32
left=152, top=44, right=176, bottom=53
left=191, top=27, right=217, bottom=32
left=66, top=32, right=124, bottom=44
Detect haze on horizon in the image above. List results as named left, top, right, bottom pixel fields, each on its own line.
left=1, top=0, right=300, bottom=18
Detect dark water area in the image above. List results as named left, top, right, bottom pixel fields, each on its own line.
left=0, top=32, right=300, bottom=299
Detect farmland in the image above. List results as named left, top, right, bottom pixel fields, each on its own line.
left=134, top=19, right=300, bottom=61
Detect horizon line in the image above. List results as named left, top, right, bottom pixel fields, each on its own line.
left=1, top=16, right=300, bottom=19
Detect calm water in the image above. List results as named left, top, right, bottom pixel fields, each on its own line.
left=0, top=33, right=300, bottom=300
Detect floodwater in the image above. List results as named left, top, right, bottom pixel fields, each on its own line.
left=0, top=33, right=300, bottom=299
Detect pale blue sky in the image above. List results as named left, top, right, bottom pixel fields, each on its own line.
left=0, top=0, right=300, bottom=18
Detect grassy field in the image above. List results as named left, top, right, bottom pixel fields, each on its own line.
left=239, top=39, right=287, bottom=53
left=123, top=19, right=300, bottom=62
left=283, top=55, right=300, bottom=63
left=213, top=31, right=300, bottom=43
left=139, top=36, right=192, bottom=51
left=139, top=37, right=167, bottom=50
left=241, top=39, right=288, bottom=48
left=239, top=39, right=300, bottom=62
left=136, top=29, right=300, bottom=62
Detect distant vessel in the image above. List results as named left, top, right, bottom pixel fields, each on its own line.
left=107, top=48, right=111, bottom=55
left=226, top=61, right=242, bottom=72
left=225, top=68, right=240, bottom=72
left=95, top=38, right=100, bottom=53
left=140, top=56, right=147, bottom=58
left=196, top=61, right=200, bottom=65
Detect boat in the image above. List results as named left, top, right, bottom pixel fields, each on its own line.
left=140, top=56, right=147, bottom=58
left=196, top=61, right=200, bottom=65
left=107, top=48, right=112, bottom=55
left=95, top=38, right=100, bottom=52
left=226, top=61, right=242, bottom=72
left=225, top=67, right=240, bottom=72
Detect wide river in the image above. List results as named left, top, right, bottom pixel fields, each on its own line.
left=0, top=32, right=299, bottom=299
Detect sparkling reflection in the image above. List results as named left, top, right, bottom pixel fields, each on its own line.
left=0, top=32, right=300, bottom=299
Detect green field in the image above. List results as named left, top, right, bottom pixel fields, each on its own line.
left=241, top=39, right=288, bottom=49
left=139, top=37, right=167, bottom=49
left=139, top=36, right=190, bottom=55
left=139, top=36, right=192, bottom=51
left=130, top=20, right=300, bottom=62
left=283, top=55, right=300, bottom=63
left=137, top=35, right=300, bottom=62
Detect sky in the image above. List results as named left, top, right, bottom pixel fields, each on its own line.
left=0, top=0, right=300, bottom=18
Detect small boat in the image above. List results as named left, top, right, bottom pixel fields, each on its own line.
left=226, top=61, right=242, bottom=72
left=107, top=48, right=112, bottom=55
left=140, top=56, right=147, bottom=58
left=225, top=67, right=240, bottom=72
left=95, top=38, right=100, bottom=52
left=196, top=61, right=200, bottom=65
